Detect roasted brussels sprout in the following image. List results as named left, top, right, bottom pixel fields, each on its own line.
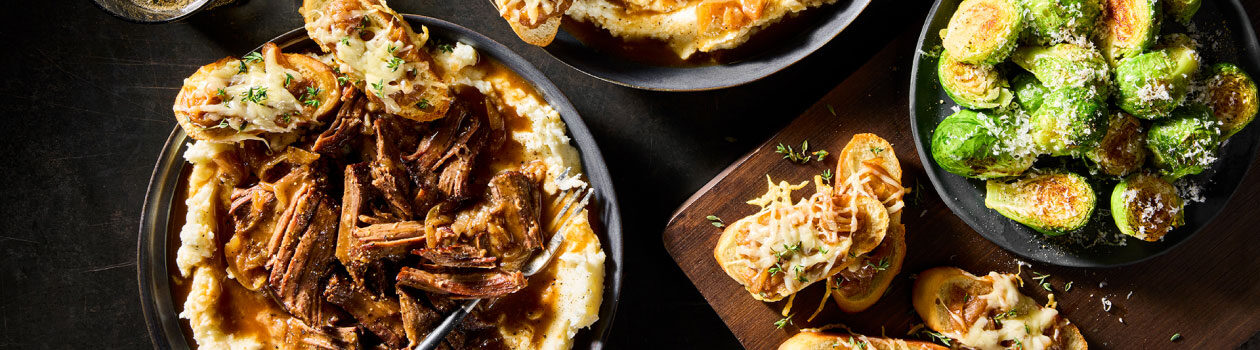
left=1011, top=43, right=1111, bottom=95
left=986, top=171, right=1096, bottom=235
left=1099, top=0, right=1160, bottom=64
left=1012, top=73, right=1048, bottom=112
left=1165, top=0, right=1201, bottom=26
left=1146, top=104, right=1221, bottom=179
left=1110, top=173, right=1185, bottom=241
left=1019, top=0, right=1103, bottom=44
left=938, top=53, right=1014, bottom=109
left=931, top=109, right=1035, bottom=179
left=1087, top=112, right=1148, bottom=176
left=1114, top=45, right=1201, bottom=119
left=1204, top=63, right=1259, bottom=139
left=1157, top=33, right=1202, bottom=70
left=942, top=0, right=1024, bottom=64
left=1029, top=87, right=1108, bottom=156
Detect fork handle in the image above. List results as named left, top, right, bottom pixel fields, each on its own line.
left=415, top=298, right=481, bottom=350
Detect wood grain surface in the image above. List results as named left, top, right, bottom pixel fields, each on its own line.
left=663, top=14, right=1260, bottom=350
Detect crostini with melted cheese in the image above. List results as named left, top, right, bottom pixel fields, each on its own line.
left=300, top=0, right=451, bottom=122
left=174, top=42, right=340, bottom=143
left=496, top=0, right=572, bottom=46
left=780, top=330, right=949, bottom=350
left=912, top=267, right=1088, bottom=350
left=715, top=134, right=908, bottom=306
left=827, top=134, right=908, bottom=312
left=715, top=177, right=889, bottom=301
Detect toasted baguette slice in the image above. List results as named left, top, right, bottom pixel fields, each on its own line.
left=912, top=267, right=1088, bottom=350
left=831, top=133, right=899, bottom=256
left=300, top=0, right=451, bottom=122
left=837, top=133, right=905, bottom=223
left=840, top=193, right=890, bottom=256
left=496, top=0, right=572, bottom=46
left=174, top=42, right=340, bottom=143
left=831, top=223, right=905, bottom=313
left=715, top=180, right=889, bottom=302
left=780, top=331, right=948, bottom=350
left=838, top=133, right=902, bottom=181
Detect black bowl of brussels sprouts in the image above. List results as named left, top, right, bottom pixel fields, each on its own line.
left=910, top=0, right=1260, bottom=267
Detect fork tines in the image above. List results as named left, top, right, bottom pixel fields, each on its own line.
left=548, top=168, right=592, bottom=233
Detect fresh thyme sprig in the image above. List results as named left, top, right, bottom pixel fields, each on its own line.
left=371, top=80, right=386, bottom=98
left=241, top=51, right=262, bottom=63
left=387, top=57, right=403, bottom=72
left=920, top=329, right=951, bottom=346
left=241, top=86, right=267, bottom=103
left=776, top=140, right=812, bottom=163
left=706, top=215, right=724, bottom=228
left=866, top=257, right=891, bottom=271
left=774, top=315, right=794, bottom=329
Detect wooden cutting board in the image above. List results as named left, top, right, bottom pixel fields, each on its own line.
left=663, top=27, right=1260, bottom=350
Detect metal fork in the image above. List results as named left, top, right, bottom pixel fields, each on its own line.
left=415, top=168, right=593, bottom=350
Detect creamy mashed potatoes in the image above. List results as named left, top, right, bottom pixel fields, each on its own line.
left=178, top=141, right=266, bottom=350
left=566, top=0, right=840, bottom=58
left=175, top=40, right=605, bottom=350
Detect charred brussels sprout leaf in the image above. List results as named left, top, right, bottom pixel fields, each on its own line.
left=1146, top=104, right=1221, bottom=179
left=942, top=0, right=1024, bottom=64
left=1165, top=0, right=1201, bottom=26
left=1087, top=112, right=1148, bottom=177
left=1114, top=45, right=1200, bottom=119
left=931, top=109, right=1035, bottom=179
left=938, top=53, right=1014, bottom=109
left=1012, top=73, right=1048, bottom=112
left=1029, top=87, right=1108, bottom=156
left=986, top=171, right=1096, bottom=235
left=1019, top=0, right=1103, bottom=44
left=1204, top=63, right=1259, bottom=139
left=1011, top=43, right=1111, bottom=94
left=1111, top=173, right=1185, bottom=241
left=1100, top=0, right=1160, bottom=64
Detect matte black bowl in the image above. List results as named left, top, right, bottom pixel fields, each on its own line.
left=909, top=0, right=1260, bottom=267
left=542, top=0, right=871, bottom=91
left=137, top=15, right=624, bottom=348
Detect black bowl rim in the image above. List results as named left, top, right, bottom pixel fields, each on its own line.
left=138, top=15, right=625, bottom=348
left=539, top=0, right=873, bottom=91
left=908, top=0, right=1260, bottom=267
left=92, top=0, right=215, bottom=24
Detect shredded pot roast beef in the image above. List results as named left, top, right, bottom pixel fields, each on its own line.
left=213, top=86, right=544, bottom=349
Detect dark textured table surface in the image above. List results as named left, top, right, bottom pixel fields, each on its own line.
left=1, top=0, right=1258, bottom=349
